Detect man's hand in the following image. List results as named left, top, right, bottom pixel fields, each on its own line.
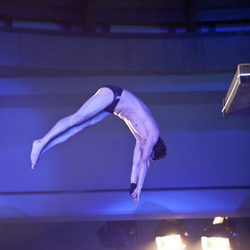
left=129, top=183, right=137, bottom=195
left=130, top=183, right=140, bottom=202
left=131, top=187, right=141, bottom=203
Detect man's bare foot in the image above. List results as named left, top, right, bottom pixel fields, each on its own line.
left=30, top=139, right=44, bottom=169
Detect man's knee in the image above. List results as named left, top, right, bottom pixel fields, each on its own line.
left=69, top=113, right=85, bottom=126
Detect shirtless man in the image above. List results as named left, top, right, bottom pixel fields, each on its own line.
left=30, top=85, right=166, bottom=202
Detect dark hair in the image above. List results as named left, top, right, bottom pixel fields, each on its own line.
left=151, top=137, right=167, bottom=160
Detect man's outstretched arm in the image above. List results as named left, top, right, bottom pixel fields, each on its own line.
left=131, top=141, right=154, bottom=202
left=130, top=141, right=141, bottom=184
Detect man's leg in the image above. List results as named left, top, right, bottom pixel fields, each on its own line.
left=30, top=87, right=114, bottom=168
left=41, top=111, right=110, bottom=155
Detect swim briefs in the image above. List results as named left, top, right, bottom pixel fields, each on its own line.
left=103, top=85, right=123, bottom=113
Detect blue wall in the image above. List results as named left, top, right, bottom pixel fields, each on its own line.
left=0, top=31, right=250, bottom=221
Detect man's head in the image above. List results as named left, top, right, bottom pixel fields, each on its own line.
left=151, top=137, right=167, bottom=160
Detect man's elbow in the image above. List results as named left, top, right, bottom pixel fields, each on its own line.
left=140, top=157, right=149, bottom=168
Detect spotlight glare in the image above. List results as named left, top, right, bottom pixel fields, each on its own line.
left=201, top=236, right=231, bottom=250
left=156, top=234, right=186, bottom=250
left=213, top=217, right=225, bottom=225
